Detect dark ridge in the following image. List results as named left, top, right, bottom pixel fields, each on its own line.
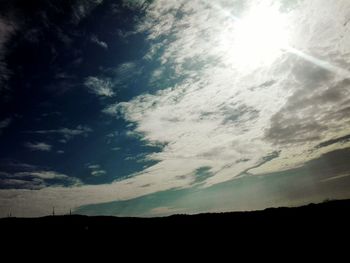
left=1, top=199, right=350, bottom=239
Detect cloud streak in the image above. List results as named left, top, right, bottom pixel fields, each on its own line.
left=0, top=16, right=16, bottom=90
left=0, top=169, right=81, bottom=190
left=28, top=125, right=92, bottom=143
left=86, top=164, right=106, bottom=177
left=25, top=142, right=52, bottom=152
left=85, top=76, right=115, bottom=97
left=90, top=35, right=108, bottom=49
left=0, top=118, right=11, bottom=135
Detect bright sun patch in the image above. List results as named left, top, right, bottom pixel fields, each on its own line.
left=230, top=4, right=289, bottom=69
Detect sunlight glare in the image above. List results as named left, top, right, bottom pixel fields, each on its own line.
left=231, top=5, right=289, bottom=69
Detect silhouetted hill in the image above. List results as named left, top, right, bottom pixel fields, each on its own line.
left=1, top=199, right=349, bottom=240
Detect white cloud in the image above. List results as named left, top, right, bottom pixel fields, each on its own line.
left=15, top=171, right=68, bottom=180
left=103, top=103, right=120, bottom=115
left=86, top=164, right=106, bottom=176
left=87, top=164, right=100, bottom=170
left=25, top=142, right=52, bottom=152
left=90, top=35, right=108, bottom=49
left=91, top=170, right=106, bottom=176
left=84, top=76, right=115, bottom=97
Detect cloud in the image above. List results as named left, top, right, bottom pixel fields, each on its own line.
left=265, top=71, right=350, bottom=145
left=122, top=0, right=149, bottom=10
left=84, top=76, right=115, bottom=97
left=0, top=178, right=45, bottom=190
left=0, top=16, right=16, bottom=90
left=91, top=170, right=106, bottom=176
left=86, top=164, right=106, bottom=176
left=315, top=134, right=350, bottom=149
left=25, top=142, right=52, bottom=152
left=0, top=169, right=81, bottom=190
left=15, top=171, right=69, bottom=180
left=28, top=125, right=92, bottom=142
left=0, top=159, right=38, bottom=172
left=90, top=35, right=108, bottom=49
left=0, top=118, right=11, bottom=135
left=87, top=164, right=100, bottom=169
left=71, top=0, right=104, bottom=24
left=2, top=0, right=350, bottom=216
left=105, top=0, right=350, bottom=187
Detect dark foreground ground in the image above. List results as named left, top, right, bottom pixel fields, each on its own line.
left=1, top=199, right=349, bottom=237
left=1, top=200, right=348, bottom=257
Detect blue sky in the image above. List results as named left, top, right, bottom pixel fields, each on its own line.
left=1, top=0, right=350, bottom=217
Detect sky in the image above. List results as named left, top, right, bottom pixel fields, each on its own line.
left=0, top=0, right=350, bottom=217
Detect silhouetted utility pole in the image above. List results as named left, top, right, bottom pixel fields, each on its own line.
left=52, top=206, right=55, bottom=216
left=70, top=209, right=72, bottom=216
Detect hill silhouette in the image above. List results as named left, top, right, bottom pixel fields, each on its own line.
left=1, top=199, right=349, bottom=239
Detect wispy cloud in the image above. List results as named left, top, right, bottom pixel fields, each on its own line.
left=0, top=17, right=17, bottom=90
left=86, top=164, right=106, bottom=176
left=15, top=171, right=68, bottom=180
left=0, top=118, right=11, bottom=135
left=90, top=35, right=108, bottom=49
left=71, top=0, right=104, bottom=24
left=25, top=142, right=52, bottom=152
left=84, top=76, right=115, bottom=97
left=0, top=160, right=37, bottom=171
left=28, top=125, right=92, bottom=143
left=0, top=169, right=81, bottom=190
